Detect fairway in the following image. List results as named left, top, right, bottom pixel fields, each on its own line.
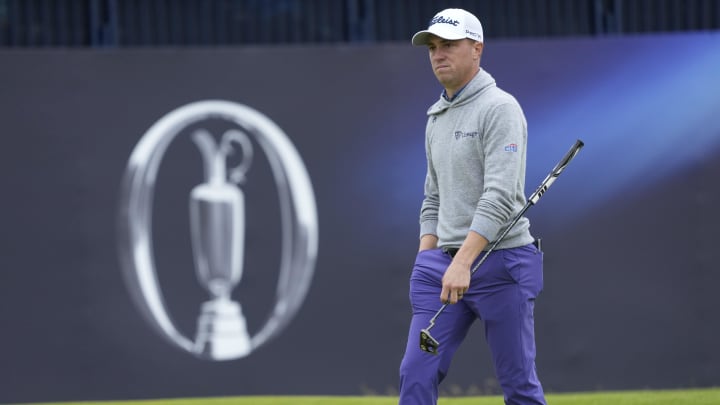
left=20, top=387, right=720, bottom=405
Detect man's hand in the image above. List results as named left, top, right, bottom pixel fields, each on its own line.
left=439, top=231, right=488, bottom=304
left=441, top=261, right=471, bottom=304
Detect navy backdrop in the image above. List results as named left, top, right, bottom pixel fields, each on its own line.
left=1, top=32, right=719, bottom=403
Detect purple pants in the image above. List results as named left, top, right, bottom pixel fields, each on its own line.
left=398, top=244, right=546, bottom=405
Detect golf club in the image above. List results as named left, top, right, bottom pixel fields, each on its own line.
left=419, top=139, right=585, bottom=354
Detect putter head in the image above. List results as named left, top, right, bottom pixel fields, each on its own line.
left=419, top=328, right=440, bottom=355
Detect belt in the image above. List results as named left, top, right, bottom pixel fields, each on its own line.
left=443, top=247, right=460, bottom=258
left=442, top=238, right=542, bottom=258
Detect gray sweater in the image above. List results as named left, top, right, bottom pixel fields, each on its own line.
left=420, top=68, right=535, bottom=250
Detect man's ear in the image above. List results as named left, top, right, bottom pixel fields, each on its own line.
left=474, top=42, right=484, bottom=58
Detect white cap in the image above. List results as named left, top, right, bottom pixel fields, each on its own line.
left=411, top=8, right=484, bottom=46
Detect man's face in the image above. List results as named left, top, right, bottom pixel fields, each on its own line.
left=426, top=36, right=483, bottom=90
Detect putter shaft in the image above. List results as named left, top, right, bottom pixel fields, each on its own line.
left=418, top=140, right=585, bottom=354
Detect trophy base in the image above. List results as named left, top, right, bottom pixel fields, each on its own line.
left=194, top=299, right=251, bottom=360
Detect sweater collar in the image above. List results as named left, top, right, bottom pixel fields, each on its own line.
left=442, top=83, right=468, bottom=102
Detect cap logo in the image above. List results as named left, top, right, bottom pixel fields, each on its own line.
left=429, top=15, right=460, bottom=27
left=466, top=29, right=481, bottom=39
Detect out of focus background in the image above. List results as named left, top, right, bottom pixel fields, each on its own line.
left=1, top=0, right=719, bottom=45
left=1, top=1, right=719, bottom=404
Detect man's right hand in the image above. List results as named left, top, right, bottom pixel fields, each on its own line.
left=441, top=261, right=471, bottom=304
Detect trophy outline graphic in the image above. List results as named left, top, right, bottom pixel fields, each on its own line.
left=190, top=128, right=253, bottom=359
left=117, top=100, right=318, bottom=361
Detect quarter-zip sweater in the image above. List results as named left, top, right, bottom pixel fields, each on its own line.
left=420, top=68, right=534, bottom=250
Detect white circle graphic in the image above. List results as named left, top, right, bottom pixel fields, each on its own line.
left=117, top=100, right=318, bottom=360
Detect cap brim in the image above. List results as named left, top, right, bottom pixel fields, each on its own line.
left=411, top=26, right=466, bottom=46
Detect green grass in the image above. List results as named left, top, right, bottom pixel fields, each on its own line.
left=22, top=387, right=720, bottom=405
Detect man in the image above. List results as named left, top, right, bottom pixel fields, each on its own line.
left=398, top=8, right=546, bottom=405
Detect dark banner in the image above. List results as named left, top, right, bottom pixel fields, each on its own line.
left=1, top=33, right=719, bottom=403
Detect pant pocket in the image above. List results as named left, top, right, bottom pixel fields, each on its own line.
left=501, top=246, right=543, bottom=297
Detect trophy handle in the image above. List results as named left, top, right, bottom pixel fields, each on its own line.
left=220, top=129, right=253, bottom=185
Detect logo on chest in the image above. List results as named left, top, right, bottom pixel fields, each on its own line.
left=454, top=130, right=479, bottom=140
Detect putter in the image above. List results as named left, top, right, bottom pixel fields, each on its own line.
left=419, top=139, right=585, bottom=355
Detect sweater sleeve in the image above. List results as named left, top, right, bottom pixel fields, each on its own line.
left=469, top=101, right=527, bottom=242
left=419, top=123, right=439, bottom=238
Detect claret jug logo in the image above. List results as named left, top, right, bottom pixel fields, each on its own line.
left=117, top=100, right=318, bottom=361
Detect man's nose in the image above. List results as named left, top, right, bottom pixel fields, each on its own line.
left=431, top=50, right=446, bottom=61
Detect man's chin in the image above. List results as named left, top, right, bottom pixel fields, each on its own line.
left=433, top=70, right=451, bottom=81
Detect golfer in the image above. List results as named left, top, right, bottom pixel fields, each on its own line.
left=398, top=8, right=547, bottom=405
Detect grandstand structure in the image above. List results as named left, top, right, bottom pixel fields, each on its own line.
left=1, top=0, right=719, bottom=47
